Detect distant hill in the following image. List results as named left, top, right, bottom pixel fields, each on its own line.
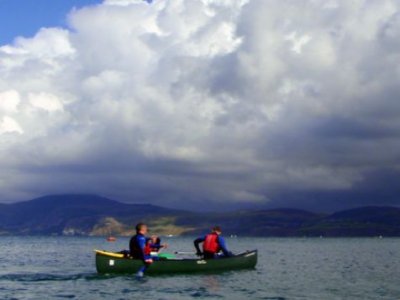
left=0, top=195, right=190, bottom=236
left=176, top=208, right=323, bottom=236
left=0, top=195, right=400, bottom=237
left=299, top=206, right=400, bottom=237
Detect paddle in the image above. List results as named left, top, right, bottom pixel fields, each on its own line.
left=174, top=251, right=196, bottom=255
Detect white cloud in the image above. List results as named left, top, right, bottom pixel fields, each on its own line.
left=0, top=116, right=23, bottom=135
left=29, top=92, right=64, bottom=112
left=0, top=90, right=20, bottom=113
left=285, top=31, right=312, bottom=54
left=0, top=0, right=399, bottom=209
left=0, top=28, right=75, bottom=71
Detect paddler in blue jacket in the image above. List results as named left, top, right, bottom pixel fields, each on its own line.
left=194, top=226, right=233, bottom=259
left=129, top=222, right=153, bottom=276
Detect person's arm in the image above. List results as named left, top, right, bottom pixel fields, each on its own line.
left=149, top=242, right=166, bottom=251
left=218, top=236, right=232, bottom=257
left=194, top=237, right=205, bottom=256
left=149, top=243, right=159, bottom=250
left=138, top=236, right=153, bottom=263
left=137, top=236, right=146, bottom=260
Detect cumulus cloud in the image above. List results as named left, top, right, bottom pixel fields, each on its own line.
left=0, top=90, right=20, bottom=113
left=0, top=0, right=399, bottom=210
left=29, top=92, right=64, bottom=112
left=0, top=116, right=23, bottom=135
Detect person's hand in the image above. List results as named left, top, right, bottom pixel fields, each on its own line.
left=145, top=258, right=153, bottom=264
left=162, top=243, right=168, bottom=249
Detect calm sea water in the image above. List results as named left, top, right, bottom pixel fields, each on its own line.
left=0, top=236, right=399, bottom=299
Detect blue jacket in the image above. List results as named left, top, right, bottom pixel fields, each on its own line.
left=129, top=233, right=148, bottom=261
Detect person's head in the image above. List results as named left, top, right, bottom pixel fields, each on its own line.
left=135, top=222, right=148, bottom=234
left=212, top=226, right=222, bottom=235
left=150, top=235, right=158, bottom=243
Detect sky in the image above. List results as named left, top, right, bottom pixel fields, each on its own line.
left=0, top=0, right=102, bottom=45
left=0, top=0, right=399, bottom=211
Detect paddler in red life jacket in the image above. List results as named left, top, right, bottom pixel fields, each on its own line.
left=193, top=226, right=233, bottom=259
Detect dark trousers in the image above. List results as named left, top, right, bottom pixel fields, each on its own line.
left=203, top=251, right=215, bottom=259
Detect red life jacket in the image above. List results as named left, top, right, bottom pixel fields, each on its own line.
left=144, top=243, right=151, bottom=255
left=203, top=233, right=219, bottom=253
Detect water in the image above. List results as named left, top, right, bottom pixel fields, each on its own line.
left=0, top=237, right=399, bottom=299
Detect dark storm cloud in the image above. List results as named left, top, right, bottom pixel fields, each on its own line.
left=264, top=168, right=400, bottom=212
left=0, top=0, right=400, bottom=210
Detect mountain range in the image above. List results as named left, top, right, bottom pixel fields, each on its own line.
left=1, top=194, right=400, bottom=237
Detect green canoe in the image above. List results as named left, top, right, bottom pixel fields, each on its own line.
left=95, top=249, right=257, bottom=275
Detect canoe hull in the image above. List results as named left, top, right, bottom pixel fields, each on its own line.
left=95, top=250, right=257, bottom=275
